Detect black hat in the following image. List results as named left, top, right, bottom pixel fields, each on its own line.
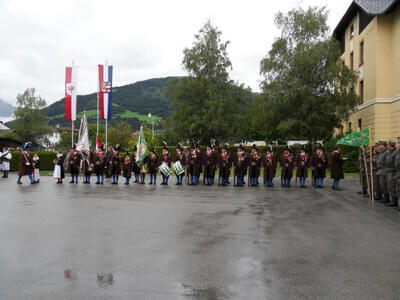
left=388, top=140, right=395, bottom=147
left=251, top=144, right=258, bottom=152
left=300, top=145, right=306, bottom=151
left=100, top=144, right=104, bottom=151
left=222, top=144, right=229, bottom=151
left=316, top=144, right=323, bottom=150
left=266, top=146, right=272, bottom=152
left=114, top=144, right=121, bottom=151
left=150, top=148, right=156, bottom=153
left=176, top=143, right=183, bottom=151
left=379, top=141, right=387, bottom=146
left=284, top=145, right=290, bottom=151
left=162, top=141, right=168, bottom=150
left=133, top=145, right=137, bottom=151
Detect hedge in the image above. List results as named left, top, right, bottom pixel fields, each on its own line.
left=6, top=144, right=360, bottom=173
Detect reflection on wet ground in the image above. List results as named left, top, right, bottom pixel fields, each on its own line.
left=1, top=175, right=400, bottom=299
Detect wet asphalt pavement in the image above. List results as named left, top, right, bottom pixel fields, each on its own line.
left=0, top=174, right=400, bottom=300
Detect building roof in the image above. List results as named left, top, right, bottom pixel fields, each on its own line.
left=333, top=0, right=398, bottom=38
left=0, top=122, right=10, bottom=131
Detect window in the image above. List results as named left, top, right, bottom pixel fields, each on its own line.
left=359, top=80, right=364, bottom=103
left=350, top=52, right=354, bottom=70
left=360, top=41, right=364, bottom=65
left=358, top=119, right=362, bottom=130
left=350, top=24, right=354, bottom=39
left=348, top=122, right=352, bottom=132
left=339, top=125, right=344, bottom=135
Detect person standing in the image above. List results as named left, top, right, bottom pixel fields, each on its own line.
left=68, top=147, right=81, bottom=184
left=280, top=147, right=294, bottom=187
left=17, top=143, right=34, bottom=185
left=331, top=146, right=345, bottom=190
left=218, top=145, right=231, bottom=186
left=104, top=145, right=113, bottom=179
left=111, top=145, right=122, bottom=185
left=94, top=147, right=105, bottom=185
left=296, top=146, right=309, bottom=187
left=233, top=145, right=247, bottom=187
left=132, top=146, right=140, bottom=184
left=147, top=149, right=158, bottom=185
left=0, top=147, right=12, bottom=178
left=123, top=151, right=132, bottom=185
left=32, top=153, right=40, bottom=183
left=394, top=138, right=400, bottom=211
left=82, top=152, right=93, bottom=184
left=174, top=144, right=186, bottom=185
left=384, top=141, right=397, bottom=207
left=248, top=145, right=261, bottom=187
left=311, top=145, right=328, bottom=188
left=159, top=144, right=171, bottom=185
left=53, top=151, right=65, bottom=184
left=263, top=146, right=276, bottom=187
left=203, top=144, right=217, bottom=186
left=376, top=141, right=388, bottom=202
left=188, top=143, right=202, bottom=185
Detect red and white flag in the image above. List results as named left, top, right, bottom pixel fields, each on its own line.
left=96, top=135, right=101, bottom=152
left=98, top=63, right=113, bottom=120
left=65, top=64, right=78, bottom=121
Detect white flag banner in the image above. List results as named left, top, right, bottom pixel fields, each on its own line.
left=76, top=114, right=90, bottom=154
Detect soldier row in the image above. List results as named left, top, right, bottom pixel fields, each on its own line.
left=360, top=139, right=400, bottom=210
left=46, top=143, right=346, bottom=189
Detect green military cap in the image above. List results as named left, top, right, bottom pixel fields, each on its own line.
left=379, top=141, right=387, bottom=146
left=388, top=140, right=395, bottom=147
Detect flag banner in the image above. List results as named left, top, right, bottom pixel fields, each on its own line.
left=76, top=114, right=90, bottom=154
left=96, top=135, right=101, bottom=152
left=98, top=63, right=113, bottom=120
left=65, top=65, right=78, bottom=121
left=337, top=128, right=369, bottom=147
left=136, top=126, right=149, bottom=167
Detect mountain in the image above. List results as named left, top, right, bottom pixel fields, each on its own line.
left=0, top=99, right=16, bottom=117
left=42, top=77, right=179, bottom=129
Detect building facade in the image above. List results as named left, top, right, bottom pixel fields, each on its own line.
left=334, top=0, right=400, bottom=143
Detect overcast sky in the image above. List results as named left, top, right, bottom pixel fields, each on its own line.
left=0, top=0, right=352, bottom=106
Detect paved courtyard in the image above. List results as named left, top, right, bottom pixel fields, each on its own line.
left=0, top=174, right=400, bottom=299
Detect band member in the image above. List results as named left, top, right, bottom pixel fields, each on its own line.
left=233, top=144, right=248, bottom=186
left=296, top=146, right=309, bottom=187
left=249, top=145, right=261, bottom=186
left=159, top=143, right=171, bottom=185
left=17, top=143, right=34, bottom=185
left=174, top=144, right=186, bottom=185
left=188, top=143, right=202, bottom=185
left=104, top=145, right=113, bottom=178
left=94, top=146, right=105, bottom=185
left=218, top=145, right=231, bottom=186
left=311, top=144, right=328, bottom=188
left=132, top=146, right=140, bottom=183
left=147, top=149, right=158, bottom=185
left=123, top=151, right=132, bottom=185
left=32, top=153, right=40, bottom=183
left=111, top=145, right=122, bottom=184
left=280, top=147, right=294, bottom=187
left=331, top=145, right=345, bottom=190
left=203, top=143, right=217, bottom=185
left=263, top=146, right=276, bottom=187
left=0, top=147, right=12, bottom=178
left=68, top=146, right=81, bottom=184
left=82, top=152, right=94, bottom=184
left=53, top=151, right=65, bottom=184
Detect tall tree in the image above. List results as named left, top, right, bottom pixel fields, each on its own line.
left=166, top=20, right=252, bottom=144
left=258, top=7, right=357, bottom=144
left=12, top=88, right=52, bottom=145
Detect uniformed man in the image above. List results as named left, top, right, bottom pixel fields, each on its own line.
left=280, top=147, right=294, bottom=187
left=123, top=151, right=132, bottom=185
left=104, top=145, right=113, bottom=178
left=248, top=145, right=261, bottom=187
left=159, top=144, right=171, bottom=185
left=147, top=149, right=158, bottom=185
left=111, top=145, right=122, bottom=185
left=394, top=138, right=400, bottom=211
left=218, top=145, right=231, bottom=186
left=94, top=146, right=105, bottom=185
left=263, top=146, right=276, bottom=187
left=131, top=146, right=140, bottom=183
left=296, top=146, right=309, bottom=188
left=82, top=151, right=94, bottom=184
left=376, top=141, right=388, bottom=202
left=233, top=144, right=247, bottom=187
left=384, top=141, right=397, bottom=207
left=311, top=144, right=328, bottom=188
left=68, top=146, right=81, bottom=184
left=17, top=143, right=34, bottom=185
left=174, top=144, right=186, bottom=185
left=203, top=143, right=217, bottom=186
left=331, top=146, right=345, bottom=190
left=188, top=143, right=202, bottom=185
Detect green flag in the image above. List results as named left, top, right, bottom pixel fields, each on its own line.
left=136, top=126, right=149, bottom=167
left=336, top=128, right=369, bottom=147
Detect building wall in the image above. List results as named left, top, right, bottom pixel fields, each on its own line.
left=340, top=4, right=400, bottom=143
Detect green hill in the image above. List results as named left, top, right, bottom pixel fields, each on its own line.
left=42, top=77, right=178, bottom=129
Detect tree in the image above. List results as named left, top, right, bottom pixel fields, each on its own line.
left=12, top=88, right=52, bottom=146
left=107, top=121, right=134, bottom=150
left=258, top=7, right=357, bottom=145
left=166, top=20, right=252, bottom=144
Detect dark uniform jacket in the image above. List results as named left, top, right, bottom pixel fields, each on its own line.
left=123, top=155, right=132, bottom=177
left=263, top=153, right=276, bottom=179
left=111, top=151, right=122, bottom=174
left=311, top=152, right=328, bottom=178
left=18, top=151, right=33, bottom=176
left=188, top=150, right=202, bottom=176
left=233, top=151, right=248, bottom=177
left=218, top=152, right=232, bottom=178
left=280, top=153, right=294, bottom=179
left=94, top=152, right=105, bottom=175
left=202, top=151, right=217, bottom=178
left=296, top=152, right=309, bottom=178
left=330, top=151, right=344, bottom=180
left=69, top=151, right=81, bottom=174
left=147, top=154, right=158, bottom=174
left=248, top=154, right=261, bottom=178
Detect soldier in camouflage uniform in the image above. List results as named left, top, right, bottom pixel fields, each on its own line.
left=384, top=141, right=398, bottom=207
left=395, top=138, right=400, bottom=211
left=376, top=141, right=388, bottom=202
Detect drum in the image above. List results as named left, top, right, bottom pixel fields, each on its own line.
left=173, top=161, right=185, bottom=175
left=160, top=163, right=172, bottom=176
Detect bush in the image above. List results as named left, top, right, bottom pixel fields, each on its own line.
left=9, top=151, right=60, bottom=171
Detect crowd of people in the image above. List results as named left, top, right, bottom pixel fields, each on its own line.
left=1, top=142, right=350, bottom=190
left=360, top=139, right=400, bottom=210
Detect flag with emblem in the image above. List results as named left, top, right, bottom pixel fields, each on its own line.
left=65, top=64, right=78, bottom=121
left=136, top=126, right=149, bottom=167
left=336, top=128, right=369, bottom=147
left=98, top=63, right=113, bottom=120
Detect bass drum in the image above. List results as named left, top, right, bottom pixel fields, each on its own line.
left=173, top=161, right=185, bottom=175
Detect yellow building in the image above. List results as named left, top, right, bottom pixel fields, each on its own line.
left=334, top=0, right=400, bottom=143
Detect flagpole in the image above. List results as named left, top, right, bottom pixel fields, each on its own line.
left=72, top=121, right=74, bottom=148
left=96, top=80, right=99, bottom=137
left=105, top=119, right=108, bottom=151
left=369, top=126, right=374, bottom=203
left=71, top=60, right=75, bottom=148
left=362, top=145, right=371, bottom=200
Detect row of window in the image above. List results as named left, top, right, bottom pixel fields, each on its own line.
left=349, top=27, right=364, bottom=104
left=347, top=119, right=362, bottom=133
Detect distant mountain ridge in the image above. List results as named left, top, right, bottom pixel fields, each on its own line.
left=0, top=99, right=16, bottom=117
left=42, top=77, right=179, bottom=128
